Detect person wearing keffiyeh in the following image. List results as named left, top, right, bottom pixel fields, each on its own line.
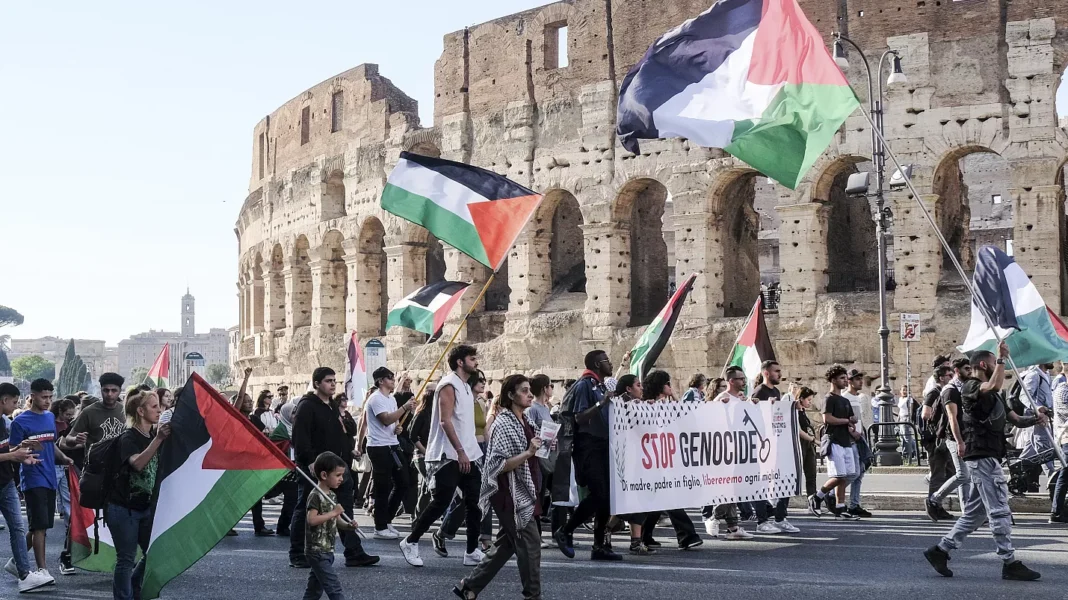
left=453, top=374, right=543, bottom=600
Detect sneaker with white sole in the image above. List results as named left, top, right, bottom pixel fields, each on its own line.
left=703, top=517, right=720, bottom=538
left=725, top=527, right=754, bottom=540
left=36, top=569, right=55, bottom=586
left=387, top=524, right=400, bottom=537
left=463, top=549, right=484, bottom=566
left=756, top=521, right=782, bottom=534
left=18, top=570, right=52, bottom=593
left=776, top=519, right=800, bottom=534
left=399, top=539, right=424, bottom=567
left=5, top=557, right=19, bottom=578
left=373, top=528, right=399, bottom=540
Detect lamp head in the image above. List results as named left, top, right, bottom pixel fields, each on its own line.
left=833, top=39, right=849, bottom=70
left=887, top=54, right=907, bottom=84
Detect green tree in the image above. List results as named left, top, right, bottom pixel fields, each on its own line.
left=205, top=364, right=230, bottom=386
left=0, top=348, right=10, bottom=377
left=0, top=306, right=24, bottom=329
left=129, top=367, right=149, bottom=386
left=11, top=355, right=55, bottom=381
left=56, top=339, right=88, bottom=397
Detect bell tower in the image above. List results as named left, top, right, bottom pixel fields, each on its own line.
left=181, top=288, right=195, bottom=337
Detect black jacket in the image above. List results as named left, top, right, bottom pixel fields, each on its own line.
left=961, top=378, right=1007, bottom=460
left=292, top=393, right=351, bottom=468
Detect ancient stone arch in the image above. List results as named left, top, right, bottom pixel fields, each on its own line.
left=708, top=169, right=760, bottom=317
left=356, top=217, right=388, bottom=337
left=267, top=243, right=287, bottom=331
left=291, top=235, right=313, bottom=329
left=403, top=129, right=442, bottom=158
left=318, top=230, right=347, bottom=337
left=544, top=189, right=586, bottom=295
left=812, top=156, right=880, bottom=293
left=322, top=170, right=346, bottom=221
left=932, top=145, right=1010, bottom=278
left=614, top=178, right=670, bottom=327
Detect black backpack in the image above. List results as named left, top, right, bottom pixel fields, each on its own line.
left=78, top=433, right=124, bottom=510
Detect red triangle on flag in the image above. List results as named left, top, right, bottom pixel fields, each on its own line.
left=468, top=194, right=542, bottom=271
left=188, top=374, right=293, bottom=472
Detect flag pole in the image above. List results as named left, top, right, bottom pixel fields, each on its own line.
left=853, top=102, right=1067, bottom=465
left=403, top=272, right=497, bottom=421
left=292, top=467, right=366, bottom=539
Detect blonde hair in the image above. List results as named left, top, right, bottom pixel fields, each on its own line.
left=125, top=390, right=159, bottom=427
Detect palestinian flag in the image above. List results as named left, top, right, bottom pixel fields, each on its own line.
left=724, top=296, right=776, bottom=391
left=141, top=373, right=293, bottom=599
left=69, top=468, right=123, bottom=572
left=144, top=344, right=170, bottom=388
left=268, top=420, right=291, bottom=456
left=958, top=246, right=1068, bottom=367
left=386, top=281, right=470, bottom=337
left=345, top=331, right=367, bottom=406
left=629, top=274, right=697, bottom=379
left=382, top=152, right=542, bottom=271
left=616, top=0, right=860, bottom=189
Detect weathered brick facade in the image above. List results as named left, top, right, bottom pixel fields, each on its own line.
left=235, top=1, right=1068, bottom=399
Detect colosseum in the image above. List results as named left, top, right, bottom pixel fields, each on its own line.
left=235, top=0, right=1068, bottom=400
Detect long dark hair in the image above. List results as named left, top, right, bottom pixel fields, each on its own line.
left=498, top=374, right=530, bottom=410
left=256, top=390, right=272, bottom=411
left=642, top=370, right=671, bottom=400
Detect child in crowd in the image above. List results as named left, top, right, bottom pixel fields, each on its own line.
left=304, top=451, right=354, bottom=600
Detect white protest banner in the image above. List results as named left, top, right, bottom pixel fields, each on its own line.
left=609, top=398, right=800, bottom=515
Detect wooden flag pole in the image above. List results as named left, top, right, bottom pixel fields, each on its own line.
left=403, top=272, right=497, bottom=421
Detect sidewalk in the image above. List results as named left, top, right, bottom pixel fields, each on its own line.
left=796, top=466, right=1054, bottom=514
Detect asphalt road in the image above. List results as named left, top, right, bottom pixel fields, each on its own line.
left=8, top=504, right=1068, bottom=600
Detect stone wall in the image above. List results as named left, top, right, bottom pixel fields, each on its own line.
left=235, top=0, right=1068, bottom=400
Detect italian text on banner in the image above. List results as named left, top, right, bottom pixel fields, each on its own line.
left=609, top=398, right=801, bottom=515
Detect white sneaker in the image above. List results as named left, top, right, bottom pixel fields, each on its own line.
left=37, top=569, right=55, bottom=586
left=387, top=524, right=400, bottom=536
left=776, top=519, right=800, bottom=534
left=703, top=517, right=720, bottom=538
left=373, top=528, right=399, bottom=540
left=756, top=521, right=782, bottom=534
left=725, top=527, right=755, bottom=541
left=399, top=539, right=424, bottom=567
left=463, top=548, right=484, bottom=566
left=18, top=570, right=52, bottom=593
left=5, top=557, right=18, bottom=578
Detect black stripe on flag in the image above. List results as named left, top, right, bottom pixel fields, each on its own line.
left=399, top=151, right=536, bottom=201
left=973, top=245, right=1020, bottom=330
left=753, top=299, right=776, bottom=363
left=617, top=0, right=763, bottom=153
left=156, top=376, right=210, bottom=484
left=408, top=280, right=469, bottom=308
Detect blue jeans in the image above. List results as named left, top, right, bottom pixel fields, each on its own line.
left=849, top=447, right=865, bottom=509
left=0, top=481, right=30, bottom=578
left=303, top=552, right=344, bottom=600
left=55, top=466, right=70, bottom=520
left=106, top=503, right=152, bottom=600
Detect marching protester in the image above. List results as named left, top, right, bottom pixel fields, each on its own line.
left=640, top=370, right=702, bottom=549
left=108, top=389, right=170, bottom=600
left=808, top=365, right=861, bottom=520
left=552, top=350, right=616, bottom=560
left=290, top=367, right=378, bottom=570
left=50, top=397, right=77, bottom=524
left=924, top=342, right=1045, bottom=581
left=402, top=346, right=483, bottom=567
left=926, top=364, right=965, bottom=521
left=303, top=451, right=357, bottom=600
left=706, top=366, right=755, bottom=539
left=359, top=366, right=412, bottom=542
left=0, top=383, right=52, bottom=593
left=750, top=360, right=799, bottom=534
left=922, top=362, right=958, bottom=520
left=1050, top=373, right=1068, bottom=523
left=234, top=387, right=274, bottom=537
left=273, top=385, right=290, bottom=413
left=612, top=375, right=654, bottom=555
left=681, top=374, right=707, bottom=402
left=841, top=370, right=872, bottom=518
left=794, top=386, right=820, bottom=502
left=275, top=402, right=299, bottom=536
left=10, top=379, right=74, bottom=586
left=525, top=375, right=555, bottom=536
left=453, top=374, right=543, bottom=600
left=438, top=369, right=493, bottom=551
left=407, top=388, right=435, bottom=519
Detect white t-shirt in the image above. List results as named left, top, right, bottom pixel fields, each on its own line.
left=365, top=390, right=399, bottom=447
left=713, top=390, right=745, bottom=403
left=841, top=390, right=869, bottom=432
left=427, top=372, right=484, bottom=463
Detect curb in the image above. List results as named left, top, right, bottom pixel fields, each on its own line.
left=788, top=493, right=1050, bottom=514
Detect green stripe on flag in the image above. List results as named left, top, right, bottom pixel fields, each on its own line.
left=381, top=183, right=489, bottom=266
left=386, top=305, right=437, bottom=335
left=726, top=83, right=859, bottom=190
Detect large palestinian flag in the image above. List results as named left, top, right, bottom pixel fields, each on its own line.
left=382, top=152, right=542, bottom=271
left=141, top=373, right=293, bottom=599
left=629, top=274, right=697, bottom=379
left=958, top=246, right=1068, bottom=367
left=725, top=296, right=776, bottom=391
left=616, top=0, right=860, bottom=189
left=69, top=468, right=122, bottom=572
left=386, top=281, right=470, bottom=337
left=144, top=344, right=170, bottom=388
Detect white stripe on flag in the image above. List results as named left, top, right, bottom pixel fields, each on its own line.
left=1005, top=262, right=1044, bottom=316
left=741, top=345, right=762, bottom=387
left=386, top=158, right=479, bottom=225
left=391, top=291, right=458, bottom=314
left=149, top=440, right=225, bottom=549
left=651, top=29, right=783, bottom=149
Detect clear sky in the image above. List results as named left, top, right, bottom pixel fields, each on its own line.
left=0, top=0, right=548, bottom=345
left=3, top=4, right=1068, bottom=346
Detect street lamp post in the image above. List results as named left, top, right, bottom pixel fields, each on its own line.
left=833, top=34, right=907, bottom=466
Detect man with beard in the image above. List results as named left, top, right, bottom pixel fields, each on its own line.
left=924, top=343, right=1046, bottom=581
left=401, top=346, right=483, bottom=567
left=289, top=367, right=379, bottom=569
left=552, top=350, right=619, bottom=561
left=925, top=362, right=965, bottom=521
left=751, top=360, right=799, bottom=534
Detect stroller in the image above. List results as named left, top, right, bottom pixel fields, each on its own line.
left=1006, top=445, right=1059, bottom=497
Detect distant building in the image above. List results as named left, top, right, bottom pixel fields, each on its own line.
left=8, top=337, right=118, bottom=382
left=117, top=290, right=230, bottom=384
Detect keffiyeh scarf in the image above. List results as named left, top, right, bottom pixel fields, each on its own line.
left=479, top=409, right=537, bottom=529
